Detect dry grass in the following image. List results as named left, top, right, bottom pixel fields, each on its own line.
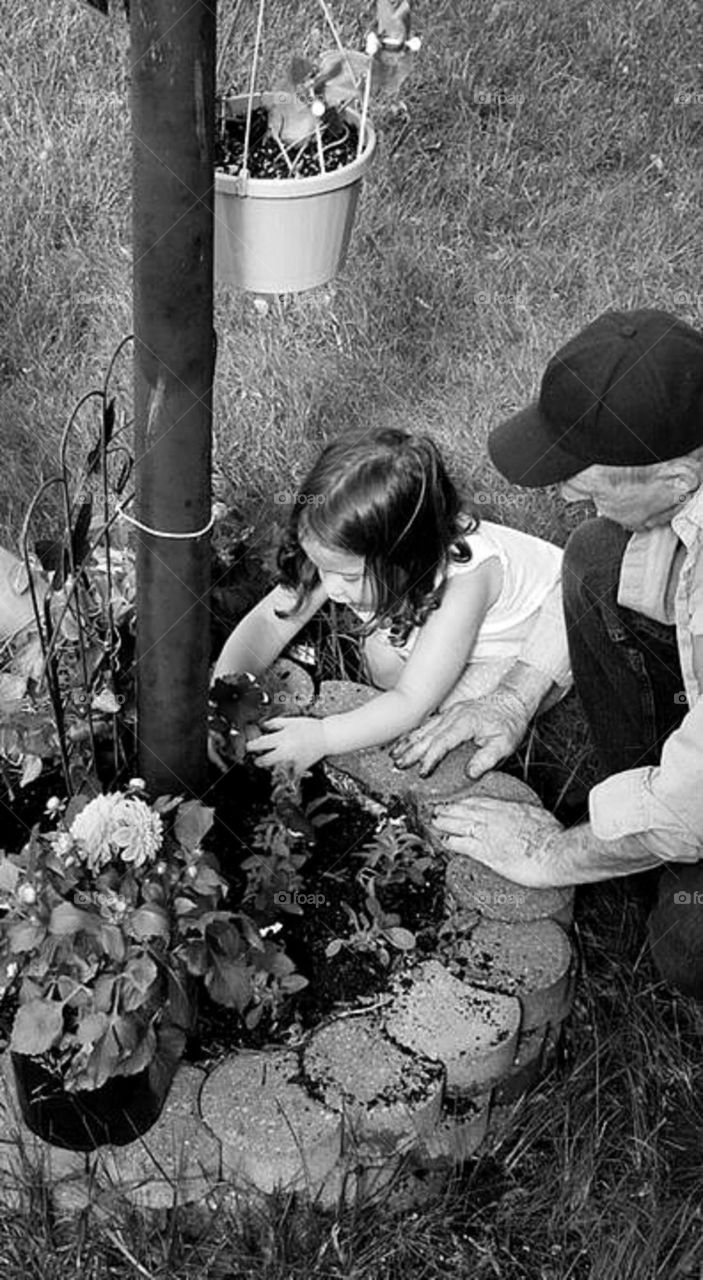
left=1, top=0, right=703, bottom=1274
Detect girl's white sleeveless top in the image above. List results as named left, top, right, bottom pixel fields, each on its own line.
left=358, top=519, right=564, bottom=703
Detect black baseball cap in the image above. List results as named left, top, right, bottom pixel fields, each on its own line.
left=488, top=309, right=703, bottom=487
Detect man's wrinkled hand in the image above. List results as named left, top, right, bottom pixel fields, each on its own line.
left=246, top=716, right=327, bottom=776
left=432, top=796, right=563, bottom=888
left=391, top=689, right=531, bottom=779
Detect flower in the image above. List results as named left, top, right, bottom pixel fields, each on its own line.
left=107, top=796, right=163, bottom=868
left=69, top=793, right=163, bottom=872
left=69, top=793, right=123, bottom=870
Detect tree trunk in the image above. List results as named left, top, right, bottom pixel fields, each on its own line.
left=130, top=0, right=216, bottom=795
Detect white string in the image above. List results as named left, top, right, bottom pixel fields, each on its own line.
left=116, top=503, right=216, bottom=540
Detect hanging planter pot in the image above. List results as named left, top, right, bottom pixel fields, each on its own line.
left=214, top=94, right=377, bottom=294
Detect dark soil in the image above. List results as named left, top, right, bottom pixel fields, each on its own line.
left=215, top=105, right=361, bottom=180
left=187, top=760, right=446, bottom=1063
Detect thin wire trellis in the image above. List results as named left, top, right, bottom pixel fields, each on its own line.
left=19, top=337, right=137, bottom=797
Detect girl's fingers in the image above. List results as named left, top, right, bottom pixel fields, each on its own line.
left=246, top=733, right=279, bottom=753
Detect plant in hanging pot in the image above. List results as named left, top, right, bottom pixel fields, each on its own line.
left=214, top=0, right=421, bottom=293
left=0, top=782, right=299, bottom=1150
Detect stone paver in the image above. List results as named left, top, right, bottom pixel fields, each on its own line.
left=200, top=1050, right=341, bottom=1195
left=94, top=1065, right=220, bottom=1210
left=415, top=1091, right=491, bottom=1168
left=303, top=1014, right=444, bottom=1154
left=384, top=960, right=521, bottom=1096
left=445, top=856, right=574, bottom=928
left=450, top=917, right=574, bottom=1031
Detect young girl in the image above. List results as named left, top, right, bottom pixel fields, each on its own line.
left=212, top=429, right=570, bottom=775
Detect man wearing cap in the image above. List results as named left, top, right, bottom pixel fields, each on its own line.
left=397, top=308, right=703, bottom=992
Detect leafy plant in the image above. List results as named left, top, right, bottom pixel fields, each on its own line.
left=0, top=782, right=307, bottom=1090
left=0, top=522, right=137, bottom=791
left=241, top=770, right=337, bottom=916
left=324, top=884, right=416, bottom=969
left=217, top=0, right=421, bottom=165
left=354, top=814, right=433, bottom=892
left=207, top=671, right=273, bottom=767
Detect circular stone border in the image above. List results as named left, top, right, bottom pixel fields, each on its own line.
left=0, top=681, right=577, bottom=1215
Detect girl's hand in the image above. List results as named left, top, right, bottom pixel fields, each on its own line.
left=246, top=716, right=327, bottom=775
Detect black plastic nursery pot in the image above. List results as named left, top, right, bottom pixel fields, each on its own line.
left=11, top=1052, right=172, bottom=1151
left=214, top=94, right=377, bottom=293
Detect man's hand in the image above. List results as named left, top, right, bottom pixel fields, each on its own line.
left=246, top=716, right=327, bottom=775
left=432, top=796, right=563, bottom=887
left=391, top=688, right=532, bottom=779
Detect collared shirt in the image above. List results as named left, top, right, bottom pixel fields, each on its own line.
left=590, top=485, right=703, bottom=861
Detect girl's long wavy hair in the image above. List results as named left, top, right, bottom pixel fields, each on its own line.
left=277, top=429, right=477, bottom=645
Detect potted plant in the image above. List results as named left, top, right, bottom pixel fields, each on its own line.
left=0, top=780, right=304, bottom=1150
left=214, top=0, right=421, bottom=293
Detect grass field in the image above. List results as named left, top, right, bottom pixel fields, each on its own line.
left=1, top=0, right=703, bottom=1274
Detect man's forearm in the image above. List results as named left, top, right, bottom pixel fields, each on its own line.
left=532, top=823, right=663, bottom=886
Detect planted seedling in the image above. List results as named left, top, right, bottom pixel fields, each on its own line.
left=354, top=814, right=434, bottom=893
left=325, top=883, right=416, bottom=969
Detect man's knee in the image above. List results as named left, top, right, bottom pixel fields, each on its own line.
left=648, top=863, right=703, bottom=999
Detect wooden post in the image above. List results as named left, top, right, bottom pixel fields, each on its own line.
left=131, top=0, right=216, bottom=795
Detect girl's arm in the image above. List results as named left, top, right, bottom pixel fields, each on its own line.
left=321, top=558, right=501, bottom=755
left=213, top=581, right=328, bottom=680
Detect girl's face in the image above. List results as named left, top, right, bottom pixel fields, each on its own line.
left=300, top=535, right=373, bottom=609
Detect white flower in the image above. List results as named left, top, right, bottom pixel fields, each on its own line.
left=69, top=793, right=163, bottom=872
left=70, top=794, right=123, bottom=870
left=51, top=832, right=73, bottom=858
left=17, top=884, right=36, bottom=905
left=110, top=797, right=163, bottom=869
left=44, top=796, right=64, bottom=819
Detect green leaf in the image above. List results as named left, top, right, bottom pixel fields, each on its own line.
left=280, top=973, right=308, bottom=994
left=259, top=947, right=295, bottom=977
left=0, top=858, right=21, bottom=896
left=325, top=939, right=343, bottom=958
left=174, top=800, right=214, bottom=852
left=191, top=864, right=226, bottom=894
left=93, top=974, right=116, bottom=1011
left=75, top=1012, right=110, bottom=1045
left=9, top=921, right=46, bottom=953
left=244, top=1003, right=264, bottom=1030
left=11, top=1000, right=64, bottom=1055
left=180, top=940, right=208, bottom=976
left=80, top=1029, right=122, bottom=1090
left=206, top=955, right=253, bottom=1011
left=49, top=902, right=97, bottom=937
left=129, top=904, right=170, bottom=941
left=98, top=923, right=126, bottom=962
left=383, top=926, right=416, bottom=951
left=124, top=954, right=158, bottom=994
left=19, top=755, right=43, bottom=788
